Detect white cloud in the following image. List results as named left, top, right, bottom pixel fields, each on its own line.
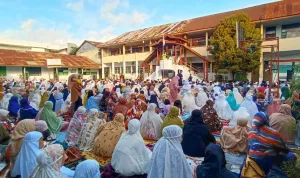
left=20, top=19, right=36, bottom=31
left=0, top=19, right=78, bottom=47
left=66, top=0, right=84, bottom=12
left=99, top=0, right=149, bottom=27
left=86, top=26, right=116, bottom=42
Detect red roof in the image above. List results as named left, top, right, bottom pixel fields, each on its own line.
left=101, top=0, right=300, bottom=46
left=0, top=49, right=100, bottom=68
left=86, top=40, right=103, bottom=47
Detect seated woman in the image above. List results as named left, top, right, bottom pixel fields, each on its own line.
left=255, top=92, right=269, bottom=112
left=74, top=160, right=100, bottom=178
left=86, top=90, right=100, bottom=113
left=140, top=103, right=163, bottom=140
left=10, top=119, right=49, bottom=165
left=148, top=125, right=193, bottom=178
left=66, top=106, right=87, bottom=146
left=213, top=92, right=233, bottom=121
left=11, top=131, right=43, bottom=178
left=112, top=97, right=128, bottom=119
left=93, top=113, right=125, bottom=157
left=54, top=92, right=64, bottom=113
left=162, top=99, right=171, bottom=117
left=19, top=98, right=39, bottom=120
left=181, top=110, right=216, bottom=157
left=31, top=144, right=74, bottom=178
left=266, top=98, right=281, bottom=116
left=111, top=119, right=151, bottom=176
left=174, top=100, right=190, bottom=121
left=39, top=101, right=68, bottom=134
left=8, top=96, right=20, bottom=117
left=77, top=109, right=106, bottom=151
left=269, top=104, right=296, bottom=144
left=182, top=90, right=199, bottom=114
left=226, top=92, right=240, bottom=111
left=241, top=95, right=259, bottom=127
left=196, top=143, right=235, bottom=178
left=200, top=100, right=223, bottom=132
left=221, top=108, right=250, bottom=154
left=0, top=109, right=10, bottom=145
left=160, top=106, right=184, bottom=136
left=241, top=112, right=292, bottom=177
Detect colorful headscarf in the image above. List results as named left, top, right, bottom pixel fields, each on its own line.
left=86, top=96, right=100, bottom=112
left=8, top=96, right=20, bottom=117
left=248, top=112, right=287, bottom=173
left=39, top=101, right=62, bottom=134
left=226, top=92, right=240, bottom=111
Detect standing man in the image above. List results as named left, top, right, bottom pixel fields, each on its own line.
left=177, top=70, right=183, bottom=87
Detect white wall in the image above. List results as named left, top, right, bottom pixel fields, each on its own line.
left=6, top=66, right=23, bottom=80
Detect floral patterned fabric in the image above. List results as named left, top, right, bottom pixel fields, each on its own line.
left=65, top=107, right=87, bottom=146
left=200, top=100, right=223, bottom=132
left=92, top=113, right=125, bottom=157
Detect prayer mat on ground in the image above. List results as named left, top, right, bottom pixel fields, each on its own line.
left=225, top=152, right=246, bottom=165
left=81, top=151, right=112, bottom=167
left=143, top=139, right=156, bottom=145
left=101, top=163, right=147, bottom=178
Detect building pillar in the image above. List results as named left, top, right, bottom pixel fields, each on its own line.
left=101, top=48, right=104, bottom=79
left=112, top=62, right=115, bottom=75
left=205, top=32, right=209, bottom=56
left=135, top=53, right=138, bottom=78
left=183, top=34, right=187, bottom=46
left=149, top=40, right=152, bottom=52
left=259, top=23, right=264, bottom=83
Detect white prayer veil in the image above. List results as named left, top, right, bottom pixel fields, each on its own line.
left=182, top=90, right=198, bottom=113
left=30, top=151, right=65, bottom=178
left=74, top=160, right=100, bottom=178
left=240, top=95, right=258, bottom=127
left=1, top=93, right=13, bottom=110
left=140, top=103, right=163, bottom=140
left=213, top=92, right=233, bottom=120
left=112, top=119, right=151, bottom=176
left=147, top=125, right=193, bottom=178
left=195, top=88, right=208, bottom=107
left=229, top=107, right=250, bottom=127
left=233, top=88, right=243, bottom=104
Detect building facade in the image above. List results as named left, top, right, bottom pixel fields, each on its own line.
left=0, top=49, right=100, bottom=81
left=87, top=0, right=300, bottom=82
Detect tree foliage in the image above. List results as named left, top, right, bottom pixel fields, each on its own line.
left=209, top=13, right=262, bottom=77
left=69, top=47, right=78, bottom=55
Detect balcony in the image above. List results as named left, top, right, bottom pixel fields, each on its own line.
left=262, top=37, right=300, bottom=52
left=102, top=52, right=151, bottom=63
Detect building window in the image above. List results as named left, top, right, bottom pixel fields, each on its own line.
left=115, top=67, right=123, bottom=74
left=126, top=66, right=132, bottom=73
left=125, top=47, right=131, bottom=54
left=110, top=48, right=119, bottom=56
left=0, top=67, right=6, bottom=76
left=26, top=67, right=41, bottom=76
left=265, top=26, right=276, bottom=38
left=138, top=67, right=143, bottom=74
left=191, top=36, right=206, bottom=47
left=58, top=68, right=68, bottom=76
left=83, top=69, right=97, bottom=75
left=282, top=23, right=300, bottom=38
left=132, top=66, right=136, bottom=73
left=144, top=46, right=150, bottom=52
left=69, top=68, right=77, bottom=73
left=132, top=46, right=143, bottom=53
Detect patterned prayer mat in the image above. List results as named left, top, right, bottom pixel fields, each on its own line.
left=81, top=151, right=112, bottom=167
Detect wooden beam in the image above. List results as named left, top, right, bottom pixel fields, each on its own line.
left=270, top=59, right=300, bottom=62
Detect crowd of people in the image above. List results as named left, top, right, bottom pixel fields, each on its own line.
left=0, top=73, right=299, bottom=178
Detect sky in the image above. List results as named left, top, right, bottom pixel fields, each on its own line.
left=0, top=0, right=279, bottom=47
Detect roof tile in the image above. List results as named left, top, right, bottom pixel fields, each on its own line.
left=0, top=49, right=100, bottom=68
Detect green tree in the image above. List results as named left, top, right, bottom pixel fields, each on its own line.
left=209, top=13, right=261, bottom=80
left=69, top=47, right=78, bottom=55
